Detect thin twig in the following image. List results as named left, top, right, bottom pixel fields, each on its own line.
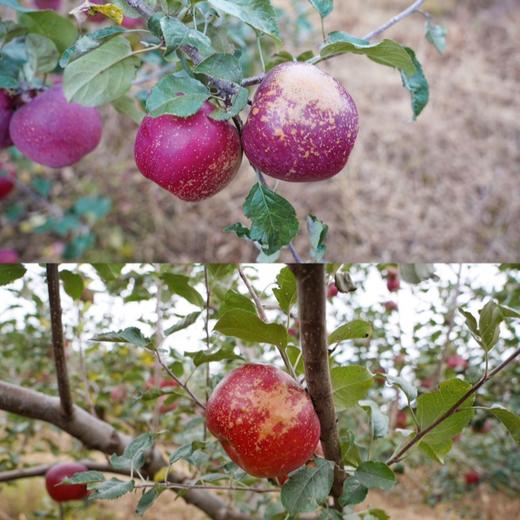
left=203, top=266, right=211, bottom=436
left=387, top=346, right=520, bottom=465
left=136, top=482, right=278, bottom=493
left=152, top=271, right=165, bottom=430
left=363, top=0, right=426, bottom=41
left=46, top=265, right=74, bottom=418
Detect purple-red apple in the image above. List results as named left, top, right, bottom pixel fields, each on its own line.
left=33, top=0, right=61, bottom=10
left=446, top=355, right=468, bottom=371
left=45, top=463, right=89, bottom=502
left=327, top=283, right=339, bottom=299
left=9, top=86, right=102, bottom=168
left=242, top=62, right=358, bottom=182
left=206, top=363, right=320, bottom=478
left=0, top=91, right=15, bottom=149
left=0, top=249, right=19, bottom=263
left=384, top=301, right=398, bottom=312
left=122, top=17, right=143, bottom=29
left=134, top=102, right=242, bottom=201
left=464, top=470, right=480, bottom=486
left=395, top=409, right=408, bottom=429
left=0, top=164, right=15, bottom=199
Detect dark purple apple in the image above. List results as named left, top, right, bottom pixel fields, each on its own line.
left=242, top=62, right=358, bottom=182
left=9, top=86, right=102, bottom=168
left=33, top=0, right=61, bottom=10
left=0, top=249, right=19, bottom=263
left=45, top=463, right=89, bottom=502
left=134, top=102, right=242, bottom=201
left=121, top=17, right=143, bottom=29
left=0, top=91, right=15, bottom=149
left=0, top=163, right=15, bottom=199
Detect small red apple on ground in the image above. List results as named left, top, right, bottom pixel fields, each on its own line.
left=0, top=165, right=15, bottom=199
left=135, top=102, right=242, bottom=201
left=464, top=470, right=480, bottom=486
left=395, top=409, right=408, bottom=429
left=384, top=301, right=398, bottom=312
left=446, top=355, right=468, bottom=371
left=9, top=86, right=102, bottom=168
left=327, top=283, right=339, bottom=299
left=45, top=463, right=89, bottom=502
left=0, top=90, right=15, bottom=149
left=0, top=249, right=19, bottom=263
left=206, top=363, right=320, bottom=478
left=33, top=0, right=61, bottom=10
left=242, top=62, right=358, bottom=182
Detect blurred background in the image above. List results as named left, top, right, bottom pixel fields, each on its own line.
left=0, top=0, right=519, bottom=261
left=0, top=263, right=519, bottom=518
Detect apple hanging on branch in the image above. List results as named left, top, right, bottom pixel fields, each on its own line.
left=45, top=462, right=89, bottom=502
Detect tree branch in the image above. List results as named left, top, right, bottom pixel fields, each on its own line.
left=124, top=0, right=154, bottom=17
left=386, top=346, right=520, bottom=465
left=0, top=380, right=250, bottom=520
left=363, top=0, right=426, bottom=41
left=46, top=264, right=74, bottom=418
left=290, top=264, right=345, bottom=507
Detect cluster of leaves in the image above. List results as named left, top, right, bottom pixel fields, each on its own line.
left=1, top=0, right=447, bottom=260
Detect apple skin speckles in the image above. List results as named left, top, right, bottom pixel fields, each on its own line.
left=134, top=102, right=242, bottom=202
left=242, top=62, right=359, bottom=183
left=206, top=363, right=321, bottom=478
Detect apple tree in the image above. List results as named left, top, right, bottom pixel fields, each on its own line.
left=0, top=0, right=447, bottom=261
left=0, top=263, right=519, bottom=518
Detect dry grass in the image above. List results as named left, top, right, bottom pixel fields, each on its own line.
left=1, top=0, right=519, bottom=261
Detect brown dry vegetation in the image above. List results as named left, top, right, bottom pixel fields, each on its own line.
left=0, top=0, right=519, bottom=261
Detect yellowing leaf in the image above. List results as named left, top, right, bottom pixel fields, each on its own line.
left=88, top=4, right=124, bottom=24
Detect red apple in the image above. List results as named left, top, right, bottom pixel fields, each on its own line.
left=122, top=17, right=143, bottom=29
left=33, top=0, right=61, bottom=10
left=472, top=418, right=492, bottom=434
left=110, top=385, right=126, bottom=403
left=45, top=463, right=89, bottom=502
left=134, top=102, right=242, bottom=201
left=373, top=367, right=386, bottom=387
left=0, top=165, right=15, bottom=199
left=327, top=283, right=339, bottom=299
left=387, top=276, right=400, bottom=292
left=420, top=378, right=434, bottom=390
left=288, top=327, right=298, bottom=337
left=0, top=90, right=15, bottom=149
left=384, top=301, right=398, bottom=312
left=206, top=363, right=320, bottom=478
left=242, top=62, right=358, bottom=182
left=395, top=409, right=408, bottom=429
left=0, top=249, right=19, bottom=263
left=464, top=470, right=480, bottom=486
left=446, top=355, right=468, bottom=371
left=9, top=86, right=102, bottom=168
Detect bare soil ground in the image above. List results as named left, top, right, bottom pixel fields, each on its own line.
left=1, top=0, right=519, bottom=262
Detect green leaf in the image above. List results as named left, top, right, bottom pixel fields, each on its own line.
left=63, top=234, right=95, bottom=260
left=169, top=441, right=206, bottom=464
left=186, top=344, right=243, bottom=366
left=0, top=264, right=26, bottom=286
left=331, top=366, right=373, bottom=410
left=478, top=300, right=503, bottom=351
left=307, top=214, right=328, bottom=262
left=459, top=307, right=480, bottom=340
left=112, top=94, right=145, bottom=124
left=328, top=320, right=372, bottom=345
left=208, top=0, right=280, bottom=41
left=214, top=309, right=288, bottom=347
left=19, top=11, right=78, bottom=53
left=281, top=458, right=334, bottom=513
left=320, top=33, right=416, bottom=76
left=425, top=20, right=447, bottom=54
left=92, top=263, right=124, bottom=282
left=63, top=35, right=140, bottom=106
left=400, top=47, right=429, bottom=120
left=210, top=85, right=249, bottom=121
left=59, top=270, right=84, bottom=301
left=309, top=0, right=334, bottom=18
left=160, top=273, right=205, bottom=307
left=385, top=374, right=417, bottom=402
left=194, top=53, right=243, bottom=83
left=364, top=509, right=390, bottom=520
left=110, top=433, right=154, bottom=471
left=488, top=406, right=520, bottom=444
left=24, top=34, right=58, bottom=75
left=136, top=487, right=161, bottom=516
left=146, top=72, right=210, bottom=117
left=89, top=478, right=134, bottom=501
left=340, top=477, right=368, bottom=507
left=164, top=312, right=201, bottom=336
left=287, top=346, right=304, bottom=375
left=226, top=184, right=299, bottom=256
left=359, top=400, right=389, bottom=439
left=499, top=304, right=520, bottom=319
left=272, top=266, right=296, bottom=314
left=355, top=462, right=395, bottom=490
left=92, top=327, right=150, bottom=348
left=219, top=289, right=257, bottom=316
left=60, top=26, right=125, bottom=68
left=340, top=431, right=362, bottom=467
left=157, top=15, right=214, bottom=58
left=63, top=471, right=105, bottom=484
left=399, top=264, right=436, bottom=284
left=74, top=196, right=112, bottom=218
left=416, top=378, right=475, bottom=461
